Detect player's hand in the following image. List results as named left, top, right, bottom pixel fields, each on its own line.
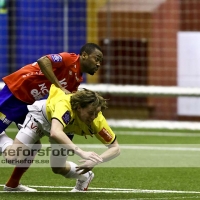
left=81, top=151, right=103, bottom=163
left=76, top=159, right=96, bottom=174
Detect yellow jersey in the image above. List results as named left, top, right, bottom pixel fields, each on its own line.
left=46, top=85, right=116, bottom=145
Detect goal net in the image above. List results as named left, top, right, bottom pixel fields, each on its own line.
left=1, top=0, right=200, bottom=130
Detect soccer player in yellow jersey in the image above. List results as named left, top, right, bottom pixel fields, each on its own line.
left=1, top=84, right=120, bottom=192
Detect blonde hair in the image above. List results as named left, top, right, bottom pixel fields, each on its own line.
left=70, top=88, right=107, bottom=110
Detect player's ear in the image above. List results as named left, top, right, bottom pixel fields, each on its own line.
left=81, top=51, right=88, bottom=60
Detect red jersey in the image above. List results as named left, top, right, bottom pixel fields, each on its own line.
left=3, top=53, right=83, bottom=104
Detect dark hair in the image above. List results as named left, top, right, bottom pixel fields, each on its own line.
left=80, top=43, right=102, bottom=55
left=70, top=88, right=107, bottom=110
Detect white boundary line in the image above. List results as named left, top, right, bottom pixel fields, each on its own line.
left=7, top=128, right=200, bottom=137
left=116, top=131, right=200, bottom=137
left=38, top=144, right=200, bottom=152
left=0, top=185, right=200, bottom=194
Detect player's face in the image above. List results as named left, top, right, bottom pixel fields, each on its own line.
left=80, top=49, right=103, bottom=75
left=77, top=104, right=101, bottom=125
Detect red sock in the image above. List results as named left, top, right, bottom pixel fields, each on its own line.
left=6, top=167, right=28, bottom=188
left=5, top=141, right=41, bottom=188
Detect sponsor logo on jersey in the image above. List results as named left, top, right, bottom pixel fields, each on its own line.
left=31, top=83, right=49, bottom=100
left=30, top=122, right=38, bottom=130
left=62, top=111, right=71, bottom=125
left=30, top=79, right=68, bottom=100
left=51, top=54, right=62, bottom=62
left=99, top=128, right=113, bottom=142
left=59, top=78, right=68, bottom=88
left=22, top=70, right=43, bottom=78
left=36, top=128, right=45, bottom=138
left=75, top=73, right=79, bottom=81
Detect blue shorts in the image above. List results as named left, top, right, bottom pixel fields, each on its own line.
left=0, top=85, right=29, bottom=133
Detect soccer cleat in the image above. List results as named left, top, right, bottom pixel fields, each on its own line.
left=71, top=171, right=94, bottom=192
left=3, top=184, right=37, bottom=192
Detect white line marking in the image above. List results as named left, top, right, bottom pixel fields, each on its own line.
left=7, top=128, right=200, bottom=137
left=0, top=190, right=199, bottom=194
left=77, top=144, right=200, bottom=152
left=116, top=131, right=200, bottom=137
left=0, top=185, right=200, bottom=194
left=132, top=197, right=200, bottom=200
left=0, top=192, right=198, bottom=200
left=118, top=145, right=200, bottom=151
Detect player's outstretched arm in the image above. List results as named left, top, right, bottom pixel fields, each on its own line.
left=50, top=119, right=103, bottom=163
left=37, top=56, right=70, bottom=94
left=76, top=139, right=120, bottom=174
left=99, top=139, right=120, bottom=162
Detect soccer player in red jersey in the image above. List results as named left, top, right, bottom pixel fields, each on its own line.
left=0, top=43, right=103, bottom=191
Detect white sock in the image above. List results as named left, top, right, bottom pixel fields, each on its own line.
left=0, top=131, right=13, bottom=153
left=64, top=161, right=89, bottom=181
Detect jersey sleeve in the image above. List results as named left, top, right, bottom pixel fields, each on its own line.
left=51, top=101, right=72, bottom=128
left=46, top=52, right=78, bottom=69
left=93, top=112, right=116, bottom=145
